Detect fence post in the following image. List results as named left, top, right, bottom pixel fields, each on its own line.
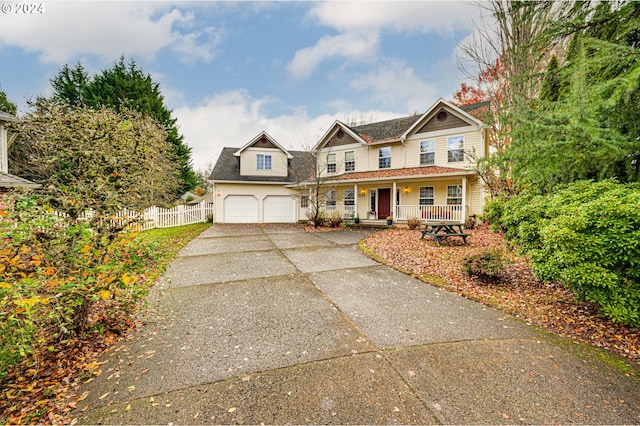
left=178, top=204, right=184, bottom=226
left=200, top=201, right=206, bottom=223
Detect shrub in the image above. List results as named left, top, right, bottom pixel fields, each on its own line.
left=0, top=194, right=156, bottom=378
left=486, top=180, right=640, bottom=327
left=461, top=250, right=505, bottom=282
left=407, top=217, right=421, bottom=230
left=327, top=212, right=343, bottom=228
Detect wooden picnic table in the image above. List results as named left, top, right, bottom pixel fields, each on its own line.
left=420, top=221, right=469, bottom=246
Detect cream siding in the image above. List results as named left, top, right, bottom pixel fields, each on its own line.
left=405, top=129, right=484, bottom=170
left=317, top=145, right=367, bottom=177
left=239, top=148, right=289, bottom=177
left=366, top=143, right=404, bottom=170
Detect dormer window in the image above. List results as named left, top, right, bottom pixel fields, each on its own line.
left=257, top=154, right=272, bottom=170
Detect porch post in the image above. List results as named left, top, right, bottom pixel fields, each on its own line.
left=392, top=181, right=397, bottom=219
left=354, top=183, right=358, bottom=218
left=461, top=176, right=467, bottom=223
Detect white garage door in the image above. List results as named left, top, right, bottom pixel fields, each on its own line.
left=263, top=195, right=295, bottom=223
left=224, top=195, right=258, bottom=223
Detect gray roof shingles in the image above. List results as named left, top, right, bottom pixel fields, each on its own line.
left=210, top=147, right=314, bottom=183
left=347, top=114, right=421, bottom=143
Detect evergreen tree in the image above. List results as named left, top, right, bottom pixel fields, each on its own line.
left=539, top=55, right=562, bottom=102
left=0, top=84, right=17, bottom=115
left=49, top=56, right=198, bottom=196
left=50, top=63, right=90, bottom=107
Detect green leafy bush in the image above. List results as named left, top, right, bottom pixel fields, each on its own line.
left=461, top=250, right=505, bottom=282
left=487, top=180, right=640, bottom=327
left=0, top=194, right=156, bottom=378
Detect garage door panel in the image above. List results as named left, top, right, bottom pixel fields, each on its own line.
left=264, top=196, right=295, bottom=223
left=224, top=195, right=258, bottom=223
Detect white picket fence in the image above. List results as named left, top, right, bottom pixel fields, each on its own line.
left=69, top=202, right=215, bottom=231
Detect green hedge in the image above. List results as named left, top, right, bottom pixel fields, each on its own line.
left=485, top=180, right=640, bottom=327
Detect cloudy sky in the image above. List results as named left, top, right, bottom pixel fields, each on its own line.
left=0, top=1, right=483, bottom=171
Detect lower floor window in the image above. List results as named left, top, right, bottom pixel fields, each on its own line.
left=344, top=189, right=355, bottom=206
left=326, top=190, right=336, bottom=207
left=419, top=186, right=434, bottom=205
left=447, top=185, right=462, bottom=205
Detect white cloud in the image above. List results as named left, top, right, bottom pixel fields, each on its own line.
left=287, top=31, right=379, bottom=79
left=349, top=60, right=443, bottom=112
left=173, top=90, right=404, bottom=171
left=287, top=1, right=478, bottom=80
left=0, top=2, right=219, bottom=64
left=309, top=1, right=477, bottom=34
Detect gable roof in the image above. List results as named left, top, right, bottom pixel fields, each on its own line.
left=314, top=98, right=488, bottom=150
left=210, top=147, right=314, bottom=184
left=233, top=131, right=293, bottom=159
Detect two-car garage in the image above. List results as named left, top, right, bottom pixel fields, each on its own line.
left=223, top=195, right=296, bottom=223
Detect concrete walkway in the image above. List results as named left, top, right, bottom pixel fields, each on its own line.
left=76, top=225, right=639, bottom=424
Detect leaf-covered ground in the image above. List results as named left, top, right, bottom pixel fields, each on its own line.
left=361, top=224, right=640, bottom=367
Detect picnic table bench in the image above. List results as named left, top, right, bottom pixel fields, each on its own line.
left=420, top=222, right=469, bottom=246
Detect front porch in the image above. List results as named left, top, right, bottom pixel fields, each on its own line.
left=319, top=204, right=464, bottom=224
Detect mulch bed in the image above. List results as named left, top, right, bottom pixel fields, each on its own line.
left=361, top=224, right=640, bottom=366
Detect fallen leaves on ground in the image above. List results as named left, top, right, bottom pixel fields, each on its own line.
left=361, top=224, right=640, bottom=366
left=0, top=300, right=139, bottom=424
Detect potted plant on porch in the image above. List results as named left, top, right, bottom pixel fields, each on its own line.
left=386, top=215, right=393, bottom=225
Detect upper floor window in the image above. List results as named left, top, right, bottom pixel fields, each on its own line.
left=447, top=136, right=465, bottom=162
left=420, top=140, right=435, bottom=166
left=257, top=154, right=272, bottom=170
left=345, top=151, right=355, bottom=172
left=447, top=185, right=462, bottom=205
left=379, top=147, right=391, bottom=169
left=344, top=189, right=355, bottom=206
left=419, top=186, right=434, bottom=205
left=327, top=153, right=336, bottom=173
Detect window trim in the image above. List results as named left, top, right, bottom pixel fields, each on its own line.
left=419, top=186, right=434, bottom=205
left=447, top=136, right=465, bottom=163
left=345, top=151, right=355, bottom=172
left=447, top=185, right=463, bottom=205
left=344, top=189, right=355, bottom=206
left=378, top=146, right=391, bottom=169
left=420, top=140, right=435, bottom=166
left=257, top=154, right=272, bottom=170
left=326, top=189, right=336, bottom=207
left=327, top=153, right=336, bottom=173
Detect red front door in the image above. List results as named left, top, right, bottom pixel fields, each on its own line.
left=378, top=188, right=391, bottom=219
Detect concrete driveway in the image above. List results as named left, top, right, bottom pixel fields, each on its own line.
left=76, top=225, right=639, bottom=424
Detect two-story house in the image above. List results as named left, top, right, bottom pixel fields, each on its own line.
left=210, top=98, right=489, bottom=224
left=305, top=98, right=489, bottom=223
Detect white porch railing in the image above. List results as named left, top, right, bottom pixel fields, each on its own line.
left=321, top=204, right=356, bottom=219
left=395, top=205, right=463, bottom=222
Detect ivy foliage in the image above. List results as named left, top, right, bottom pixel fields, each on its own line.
left=485, top=180, right=640, bottom=327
